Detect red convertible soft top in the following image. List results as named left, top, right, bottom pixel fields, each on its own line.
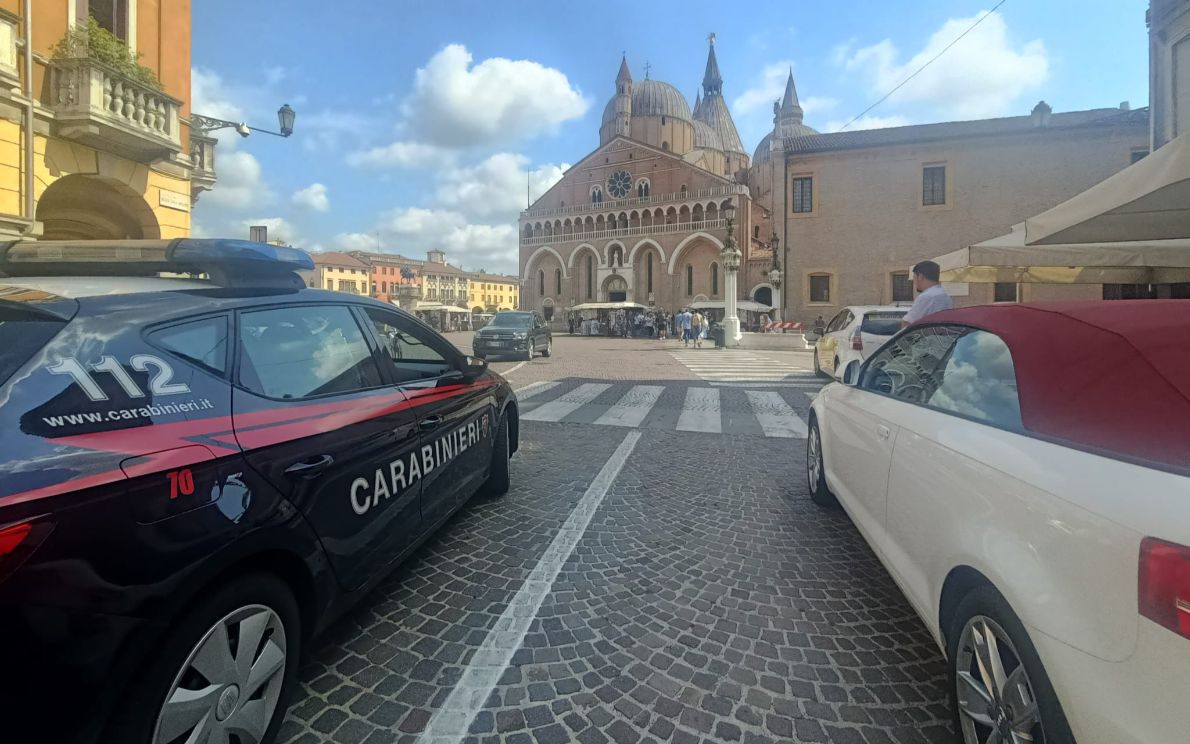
left=922, top=301, right=1190, bottom=471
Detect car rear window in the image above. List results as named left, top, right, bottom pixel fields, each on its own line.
left=860, top=312, right=907, bottom=336
left=0, top=306, right=66, bottom=386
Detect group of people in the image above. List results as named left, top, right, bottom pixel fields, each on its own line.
left=672, top=308, right=709, bottom=348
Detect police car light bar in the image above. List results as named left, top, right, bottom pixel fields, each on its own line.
left=0, top=239, right=315, bottom=286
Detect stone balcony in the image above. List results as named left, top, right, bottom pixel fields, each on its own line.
left=48, top=58, right=183, bottom=163
left=188, top=130, right=218, bottom=203
left=520, top=184, right=748, bottom=220
left=520, top=218, right=728, bottom=247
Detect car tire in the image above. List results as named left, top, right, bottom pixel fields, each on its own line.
left=946, top=586, right=1076, bottom=744
left=523, top=340, right=534, bottom=361
left=832, top=357, right=841, bottom=378
left=813, top=350, right=825, bottom=377
left=482, top=413, right=511, bottom=498
left=106, top=573, right=301, bottom=744
left=541, top=338, right=552, bottom=357
left=806, top=418, right=839, bottom=509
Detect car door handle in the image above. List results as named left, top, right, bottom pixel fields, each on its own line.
left=419, top=415, right=443, bottom=431
left=877, top=425, right=891, bottom=440
left=284, top=454, right=334, bottom=478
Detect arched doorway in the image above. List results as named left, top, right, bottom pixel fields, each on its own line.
left=36, top=175, right=161, bottom=240
left=603, top=274, right=628, bottom=302
left=753, top=286, right=773, bottom=306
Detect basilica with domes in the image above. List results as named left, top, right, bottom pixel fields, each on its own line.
left=520, top=37, right=802, bottom=326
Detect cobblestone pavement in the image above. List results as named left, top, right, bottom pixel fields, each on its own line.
left=277, top=338, right=953, bottom=744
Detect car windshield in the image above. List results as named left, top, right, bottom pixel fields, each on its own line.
left=861, top=311, right=908, bottom=335
left=488, top=314, right=532, bottom=328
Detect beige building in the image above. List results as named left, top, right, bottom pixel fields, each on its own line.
left=467, top=272, right=519, bottom=312
left=521, top=40, right=768, bottom=325
left=309, top=252, right=371, bottom=295
left=753, top=99, right=1150, bottom=319
left=1150, top=0, right=1190, bottom=149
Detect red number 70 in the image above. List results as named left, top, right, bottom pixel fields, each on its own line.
left=167, top=468, right=195, bottom=499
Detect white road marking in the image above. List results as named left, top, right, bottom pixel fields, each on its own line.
left=711, top=381, right=821, bottom=388
left=745, top=390, right=808, bottom=439
left=805, top=391, right=818, bottom=401
left=414, top=431, right=642, bottom=744
left=594, top=385, right=664, bottom=428
left=502, top=361, right=529, bottom=376
left=676, top=387, right=721, bottom=433
left=513, top=381, right=559, bottom=398
left=522, top=383, right=611, bottom=422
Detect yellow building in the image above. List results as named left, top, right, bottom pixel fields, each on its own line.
left=310, top=252, right=371, bottom=295
left=467, top=271, right=520, bottom=312
left=0, top=0, right=210, bottom=240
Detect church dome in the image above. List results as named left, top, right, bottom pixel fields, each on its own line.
left=692, top=120, right=723, bottom=151
left=752, top=121, right=820, bottom=165
left=601, top=78, right=693, bottom=128
left=695, top=94, right=746, bottom=155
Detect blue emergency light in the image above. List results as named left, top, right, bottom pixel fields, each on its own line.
left=0, top=239, right=314, bottom=287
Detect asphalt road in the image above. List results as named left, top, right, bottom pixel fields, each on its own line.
left=278, top=336, right=953, bottom=744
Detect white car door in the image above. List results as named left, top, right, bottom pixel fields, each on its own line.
left=827, top=327, right=965, bottom=554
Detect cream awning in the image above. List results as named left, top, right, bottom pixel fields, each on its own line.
left=689, top=299, right=773, bottom=312
left=569, top=301, right=647, bottom=310
left=935, top=223, right=1190, bottom=284
left=1024, top=132, right=1190, bottom=245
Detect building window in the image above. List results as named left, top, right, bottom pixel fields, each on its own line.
left=679, top=184, right=687, bottom=195
left=555, top=268, right=562, bottom=295
left=891, top=272, right=913, bottom=302
left=637, top=179, right=650, bottom=198
left=752, top=226, right=760, bottom=239
left=923, top=165, right=946, bottom=206
left=792, top=176, right=813, bottom=213
left=686, top=265, right=693, bottom=296
left=646, top=253, right=653, bottom=293
left=538, top=269, right=545, bottom=295
left=586, top=256, right=593, bottom=299
left=994, top=282, right=1019, bottom=303
left=592, top=186, right=603, bottom=203
left=809, top=274, right=831, bottom=304
left=325, top=280, right=332, bottom=290
left=89, top=0, right=131, bottom=42
left=662, top=141, right=670, bottom=151
left=1131, top=148, right=1150, bottom=164
left=711, top=263, right=719, bottom=295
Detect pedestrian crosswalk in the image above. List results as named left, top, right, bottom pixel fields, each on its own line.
left=669, top=348, right=821, bottom=385
left=518, top=380, right=813, bottom=439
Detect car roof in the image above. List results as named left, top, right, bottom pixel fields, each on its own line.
left=843, top=305, right=909, bottom=314
left=921, top=300, right=1190, bottom=471
left=0, top=276, right=214, bottom=298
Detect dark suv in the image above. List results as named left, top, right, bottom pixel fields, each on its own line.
left=0, top=239, right=519, bottom=744
left=472, top=310, right=552, bottom=361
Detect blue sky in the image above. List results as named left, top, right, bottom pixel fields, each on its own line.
left=192, top=0, right=1150, bottom=274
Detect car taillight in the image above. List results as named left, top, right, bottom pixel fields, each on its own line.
left=1139, top=537, right=1190, bottom=639
left=851, top=331, right=863, bottom=350
left=0, top=522, right=32, bottom=559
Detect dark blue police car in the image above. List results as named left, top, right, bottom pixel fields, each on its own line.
left=0, top=239, right=519, bottom=744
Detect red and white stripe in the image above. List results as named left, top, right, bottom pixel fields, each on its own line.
left=761, top=320, right=804, bottom=331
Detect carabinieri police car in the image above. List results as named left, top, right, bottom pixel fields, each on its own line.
left=0, top=239, right=519, bottom=744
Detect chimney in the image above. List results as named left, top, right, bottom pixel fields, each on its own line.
left=1031, top=100, right=1052, bottom=128
left=1119, top=101, right=1131, bottom=111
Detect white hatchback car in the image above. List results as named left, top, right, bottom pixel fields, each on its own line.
left=806, top=305, right=907, bottom=381
left=806, top=301, right=1190, bottom=744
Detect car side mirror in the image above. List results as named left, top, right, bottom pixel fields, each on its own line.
left=460, top=355, right=488, bottom=382
left=804, top=331, right=820, bottom=343
left=842, top=364, right=860, bottom=386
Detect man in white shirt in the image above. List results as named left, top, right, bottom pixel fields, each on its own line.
left=901, top=260, right=954, bottom=327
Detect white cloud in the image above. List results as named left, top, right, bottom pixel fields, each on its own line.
left=436, top=153, right=568, bottom=218
left=824, top=114, right=914, bottom=132
left=843, top=12, right=1048, bottom=120
left=732, top=61, right=797, bottom=116
left=241, top=217, right=298, bottom=245
left=291, top=182, right=329, bottom=212
left=440, top=224, right=518, bottom=269
left=333, top=232, right=382, bottom=252
left=300, top=110, right=381, bottom=153
left=801, top=96, right=839, bottom=115
left=199, top=149, right=272, bottom=210
left=347, top=140, right=452, bottom=169
left=192, top=67, right=245, bottom=124
left=404, top=44, right=588, bottom=148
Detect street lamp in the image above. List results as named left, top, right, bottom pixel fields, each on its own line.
left=720, top=201, right=742, bottom=347
left=191, top=104, right=297, bottom=138
left=768, top=231, right=782, bottom=322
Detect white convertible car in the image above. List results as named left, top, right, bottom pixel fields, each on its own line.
left=806, top=301, right=1190, bottom=744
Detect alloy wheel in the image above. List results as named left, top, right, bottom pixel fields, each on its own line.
left=153, top=604, right=288, bottom=744
left=955, top=615, right=1042, bottom=744
left=807, top=425, right=822, bottom=492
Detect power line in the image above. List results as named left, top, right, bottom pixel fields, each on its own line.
left=837, top=0, right=1010, bottom=132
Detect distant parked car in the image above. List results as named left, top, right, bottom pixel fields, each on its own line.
left=472, top=311, right=552, bottom=361
left=805, top=305, right=907, bottom=380
left=806, top=301, right=1190, bottom=744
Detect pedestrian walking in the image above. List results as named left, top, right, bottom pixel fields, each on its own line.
left=677, top=309, right=693, bottom=347
left=691, top=310, right=706, bottom=348
left=812, top=314, right=826, bottom=336
left=901, top=260, right=954, bottom=327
